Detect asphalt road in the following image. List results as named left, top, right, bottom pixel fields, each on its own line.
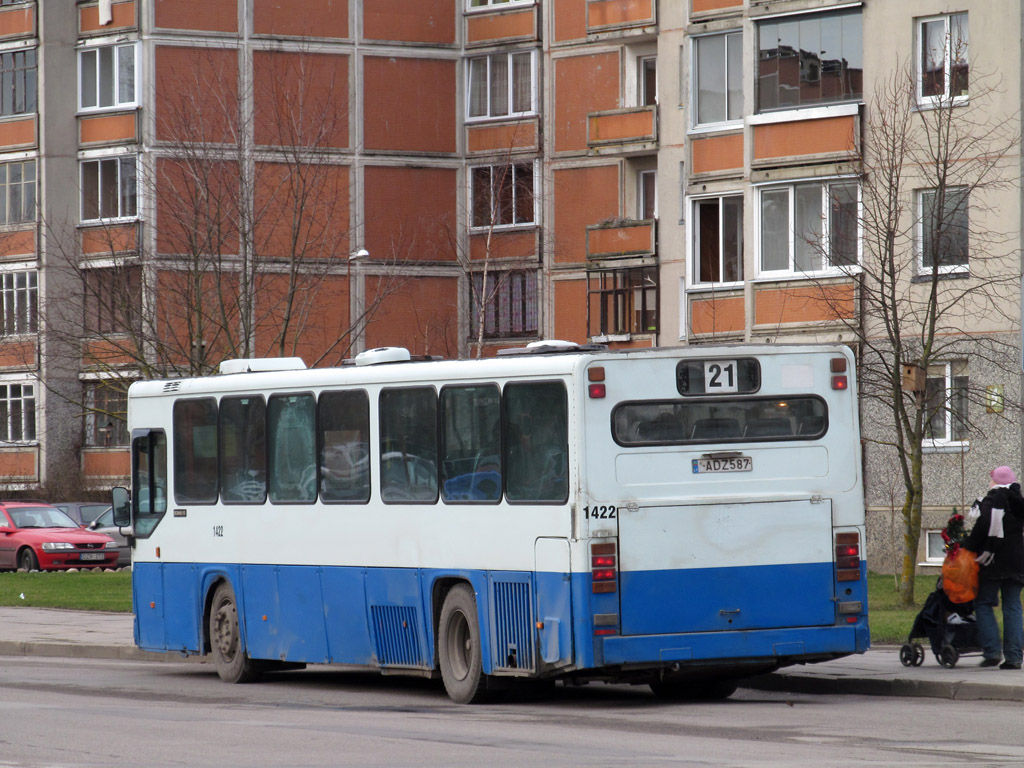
left=4, top=655, right=1024, bottom=767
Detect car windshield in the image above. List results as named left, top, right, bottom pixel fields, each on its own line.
left=8, top=507, right=80, bottom=529
left=94, top=508, right=114, bottom=527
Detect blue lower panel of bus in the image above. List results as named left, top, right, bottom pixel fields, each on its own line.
left=618, top=561, right=837, bottom=636
left=132, top=561, right=863, bottom=676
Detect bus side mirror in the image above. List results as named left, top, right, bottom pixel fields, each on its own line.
left=112, top=486, right=131, bottom=527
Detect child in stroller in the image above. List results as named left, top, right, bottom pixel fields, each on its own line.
left=900, top=575, right=980, bottom=668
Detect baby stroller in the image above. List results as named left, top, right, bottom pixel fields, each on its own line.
left=900, top=576, right=980, bottom=668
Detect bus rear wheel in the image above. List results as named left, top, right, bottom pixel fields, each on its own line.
left=438, top=584, right=488, bottom=704
left=209, top=582, right=261, bottom=683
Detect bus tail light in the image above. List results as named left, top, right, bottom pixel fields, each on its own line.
left=831, top=358, right=848, bottom=390
left=835, top=532, right=861, bottom=581
left=588, top=367, right=606, bottom=398
left=591, top=541, right=617, bottom=593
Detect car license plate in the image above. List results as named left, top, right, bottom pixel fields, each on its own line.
left=692, top=456, right=752, bottom=474
left=80, top=552, right=105, bottom=561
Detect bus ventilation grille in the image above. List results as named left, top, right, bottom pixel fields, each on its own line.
left=492, top=580, right=535, bottom=672
left=162, top=381, right=181, bottom=393
left=370, top=605, right=425, bottom=667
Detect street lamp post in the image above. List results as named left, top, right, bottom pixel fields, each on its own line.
left=348, top=249, right=369, bottom=354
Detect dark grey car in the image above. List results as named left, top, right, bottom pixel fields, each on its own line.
left=86, top=507, right=130, bottom=567
left=53, top=502, right=110, bottom=527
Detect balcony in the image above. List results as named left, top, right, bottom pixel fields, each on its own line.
left=586, top=105, right=657, bottom=156
left=586, top=218, right=656, bottom=267
left=586, top=0, right=656, bottom=39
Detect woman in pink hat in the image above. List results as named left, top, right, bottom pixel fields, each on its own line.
left=964, top=466, right=1024, bottom=669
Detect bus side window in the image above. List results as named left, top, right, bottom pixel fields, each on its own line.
left=319, top=390, right=370, bottom=503
left=173, top=399, right=218, bottom=504
left=220, top=396, right=267, bottom=503
left=440, top=384, right=501, bottom=503
left=504, top=381, right=568, bottom=503
left=379, top=387, right=438, bottom=504
left=268, top=393, right=316, bottom=503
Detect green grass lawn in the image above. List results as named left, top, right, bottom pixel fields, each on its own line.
left=0, top=568, right=928, bottom=646
left=0, top=570, right=132, bottom=612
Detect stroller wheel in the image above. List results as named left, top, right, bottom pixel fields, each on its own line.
left=913, top=643, right=925, bottom=666
left=899, top=644, right=916, bottom=667
left=939, top=645, right=959, bottom=668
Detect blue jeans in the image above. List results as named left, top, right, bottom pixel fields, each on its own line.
left=975, top=578, right=1024, bottom=664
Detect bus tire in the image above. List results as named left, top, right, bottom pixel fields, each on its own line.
left=438, top=584, right=488, bottom=704
left=209, top=582, right=261, bottom=684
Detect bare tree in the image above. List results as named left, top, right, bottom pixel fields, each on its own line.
left=801, top=58, right=1019, bottom=606
left=40, top=43, right=405, bottom=440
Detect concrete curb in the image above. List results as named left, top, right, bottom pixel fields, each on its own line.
left=743, top=670, right=1024, bottom=702
left=0, top=640, right=206, bottom=664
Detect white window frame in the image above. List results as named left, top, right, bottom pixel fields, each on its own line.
left=638, top=170, right=657, bottom=220
left=916, top=187, right=969, bottom=275
left=469, top=160, right=536, bottom=230
left=466, top=0, right=533, bottom=10
left=637, top=54, right=658, bottom=107
left=923, top=529, right=946, bottom=564
left=755, top=178, right=860, bottom=278
left=78, top=41, right=139, bottom=113
left=688, top=193, right=744, bottom=289
left=923, top=360, right=969, bottom=451
left=0, top=268, right=36, bottom=337
left=916, top=12, right=968, bottom=107
left=0, top=158, right=35, bottom=226
left=0, top=377, right=36, bottom=444
left=692, top=30, right=743, bottom=130
left=80, top=155, right=138, bottom=223
left=465, top=49, right=536, bottom=122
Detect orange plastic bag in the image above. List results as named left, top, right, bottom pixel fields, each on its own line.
left=942, top=547, right=979, bottom=604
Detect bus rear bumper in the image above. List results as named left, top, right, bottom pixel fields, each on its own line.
left=599, top=621, right=869, bottom=668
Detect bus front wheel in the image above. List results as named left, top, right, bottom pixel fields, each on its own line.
left=209, top=582, right=261, bottom=684
left=438, top=584, right=488, bottom=704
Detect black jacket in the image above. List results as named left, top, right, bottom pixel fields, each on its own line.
left=964, top=483, right=1024, bottom=581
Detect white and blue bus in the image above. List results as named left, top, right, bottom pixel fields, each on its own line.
left=112, top=342, right=869, bottom=702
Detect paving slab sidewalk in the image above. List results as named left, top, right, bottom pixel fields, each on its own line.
left=3, top=607, right=1024, bottom=700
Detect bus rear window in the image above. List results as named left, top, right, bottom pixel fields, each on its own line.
left=613, top=396, right=827, bottom=445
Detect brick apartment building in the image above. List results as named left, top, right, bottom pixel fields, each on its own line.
left=0, top=0, right=1019, bottom=570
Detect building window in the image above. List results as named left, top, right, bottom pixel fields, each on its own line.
left=84, top=266, right=141, bottom=335
left=918, top=13, right=968, bottom=104
left=918, top=187, right=968, bottom=272
left=692, top=195, right=743, bottom=285
left=588, top=266, right=658, bottom=336
left=468, top=0, right=531, bottom=7
left=0, top=270, right=36, bottom=336
left=0, top=49, right=36, bottom=117
left=694, top=32, right=742, bottom=126
left=471, top=162, right=534, bottom=228
left=85, top=382, right=129, bottom=447
left=81, top=157, right=137, bottom=222
left=638, top=55, right=657, bottom=106
left=756, top=8, right=862, bottom=112
left=639, top=170, right=657, bottom=220
left=470, top=270, right=538, bottom=340
left=0, top=381, right=35, bottom=442
left=0, top=160, right=34, bottom=225
left=924, top=529, right=946, bottom=563
left=79, top=43, right=137, bottom=111
left=467, top=50, right=535, bottom=120
left=758, top=180, right=858, bottom=275
left=925, top=361, right=968, bottom=446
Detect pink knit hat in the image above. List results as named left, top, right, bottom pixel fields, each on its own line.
left=991, top=466, right=1018, bottom=485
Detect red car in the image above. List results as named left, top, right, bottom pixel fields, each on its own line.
left=0, top=502, right=120, bottom=571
